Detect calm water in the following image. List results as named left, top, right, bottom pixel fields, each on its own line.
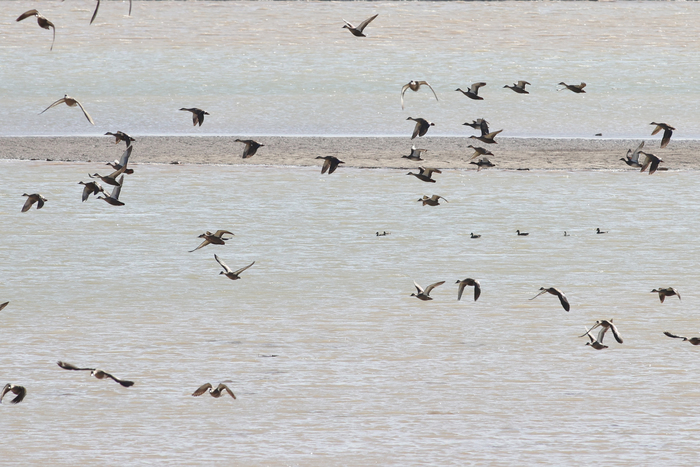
left=2, top=1, right=700, bottom=137
left=2, top=160, right=700, bottom=464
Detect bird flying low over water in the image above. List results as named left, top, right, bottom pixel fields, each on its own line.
left=214, top=255, right=255, bottom=280
left=580, top=319, right=623, bottom=344
left=638, top=151, right=663, bottom=175
left=504, top=81, right=531, bottom=94
left=316, top=156, right=344, bottom=174
left=0, top=384, right=26, bottom=404
left=21, top=193, right=47, bottom=212
left=190, top=230, right=235, bottom=252
left=411, top=280, right=445, bottom=301
left=467, top=145, right=493, bottom=161
left=402, top=145, right=427, bottom=161
left=651, top=287, right=680, bottom=303
left=469, top=130, right=503, bottom=145
left=530, top=287, right=570, bottom=311
left=57, top=361, right=134, bottom=387
left=16, top=9, right=56, bottom=51
left=456, top=82, right=487, bottom=100
left=417, top=194, right=447, bottom=206
left=558, top=82, right=586, bottom=93
left=192, top=383, right=236, bottom=399
left=650, top=122, right=674, bottom=148
left=342, top=14, right=378, bottom=37
left=105, top=131, right=135, bottom=148
left=40, top=95, right=94, bottom=125
left=583, top=326, right=607, bottom=350
left=235, top=139, right=264, bottom=159
left=463, top=119, right=490, bottom=136
left=407, top=166, right=441, bottom=183
left=180, top=108, right=209, bottom=127
left=664, top=331, right=700, bottom=346
left=97, top=175, right=125, bottom=206
left=106, top=145, right=134, bottom=175
left=621, top=141, right=644, bottom=168
left=456, top=278, right=481, bottom=302
left=89, top=146, right=133, bottom=186
left=470, top=157, right=495, bottom=171
left=406, top=117, right=435, bottom=139
left=401, top=81, right=439, bottom=109
left=78, top=181, right=104, bottom=202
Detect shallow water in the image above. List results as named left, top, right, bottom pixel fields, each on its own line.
left=2, top=1, right=700, bottom=137
left=2, top=160, right=700, bottom=464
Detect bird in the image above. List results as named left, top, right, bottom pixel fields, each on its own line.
left=190, top=230, right=234, bottom=252
left=663, top=331, right=700, bottom=346
left=105, top=131, right=135, bottom=148
left=470, top=233, right=481, bottom=239
left=621, top=141, right=644, bottom=168
left=21, top=193, right=47, bottom=212
left=580, top=319, right=623, bottom=344
left=650, top=122, right=674, bottom=148
left=504, top=81, right=531, bottom=94
left=638, top=151, right=663, bottom=174
left=40, top=95, right=94, bottom=125
left=558, top=82, right=586, bottom=93
left=78, top=181, right=104, bottom=202
left=401, top=80, right=439, bottom=109
left=456, top=278, right=481, bottom=302
left=0, top=302, right=8, bottom=312
left=316, top=156, right=344, bottom=174
left=180, top=108, right=209, bottom=127
left=596, top=228, right=608, bottom=234
left=417, top=194, right=447, bottom=206
left=342, top=14, right=378, bottom=37
left=402, top=145, right=427, bottom=161
left=470, top=157, right=495, bottom=171
left=469, top=130, right=503, bottom=145
left=411, top=280, right=445, bottom=301
left=97, top=175, right=125, bottom=206
left=62, top=0, right=132, bottom=25
left=16, top=9, right=55, bottom=51
left=235, top=139, right=264, bottom=159
left=455, top=83, right=487, bottom=100
left=651, top=287, right=680, bottom=303
left=0, top=384, right=26, bottom=404
left=192, top=383, right=236, bottom=399
left=583, top=326, right=608, bottom=350
left=530, top=287, right=570, bottom=311
left=463, top=119, right=490, bottom=136
left=105, top=145, right=134, bottom=175
left=214, top=255, right=255, bottom=280
left=516, top=230, right=529, bottom=236
left=376, top=231, right=390, bottom=236
left=57, top=361, right=134, bottom=387
left=467, top=145, right=493, bottom=161
left=407, top=167, right=441, bottom=183
left=406, top=117, right=435, bottom=139
left=564, top=231, right=570, bottom=236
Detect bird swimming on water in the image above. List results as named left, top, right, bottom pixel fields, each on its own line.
left=407, top=166, right=441, bottom=183
left=192, top=382, right=236, bottom=399
left=470, top=233, right=481, bottom=239
left=596, top=228, right=608, bottom=234
left=190, top=230, right=235, bottom=252
left=316, top=156, right=344, bottom=174
left=180, top=108, right=209, bottom=127
left=342, top=14, right=378, bottom=37
left=411, top=280, right=445, bottom=301
left=516, top=230, right=529, bottom=236
left=455, top=82, right=487, bottom=100
left=214, top=255, right=255, bottom=280
left=530, top=287, right=570, bottom=311
left=456, top=278, right=481, bottom=302
left=558, top=82, right=586, bottom=93
left=235, top=139, right=264, bottom=159
left=651, top=287, right=680, bottom=303
left=650, top=122, right=674, bottom=148
left=401, top=81, right=439, bottom=109
left=406, top=117, right=435, bottom=139
left=16, top=9, right=56, bottom=51
left=57, top=361, right=134, bottom=387
left=504, top=81, right=531, bottom=94
left=40, top=95, right=94, bottom=125
left=21, top=193, right=47, bottom=212
left=417, top=194, right=447, bottom=206
left=0, top=384, right=26, bottom=404
left=402, top=145, right=427, bottom=161
left=663, top=331, right=700, bottom=346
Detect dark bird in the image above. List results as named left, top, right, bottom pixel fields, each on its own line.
left=214, top=255, right=255, bottom=280
left=180, top=108, right=209, bottom=126
left=406, top=117, right=435, bottom=139
left=316, top=156, right=344, bottom=174
left=0, top=302, right=8, bottom=312
left=105, top=131, right=135, bottom=148
left=504, top=81, right=531, bottom=94
left=411, top=280, right=445, bottom=301
left=664, top=331, right=700, bottom=346
left=564, top=231, right=570, bottom=236
left=558, top=82, right=586, bottom=93
left=530, top=287, right=570, bottom=311
left=21, top=193, right=47, bottom=212
left=463, top=119, right=490, bottom=136
left=342, top=14, right=378, bottom=37
left=0, top=384, right=26, bottom=404
left=652, top=287, right=680, bottom=303
left=57, top=361, right=134, bottom=387
left=469, top=129, right=503, bottom=145
left=456, top=278, right=481, bottom=302
left=401, top=80, right=439, bottom=109
left=235, top=139, right=264, bottom=159
left=650, top=122, right=674, bottom=148
left=78, top=181, right=104, bottom=202
left=190, top=230, right=234, bottom=252
left=470, top=233, right=481, bottom=239
left=596, top=228, right=608, bottom=234
left=455, top=82, right=487, bottom=100
left=402, top=145, right=427, bottom=161
left=516, top=230, right=529, bottom=236
left=62, top=0, right=132, bottom=25
left=583, top=326, right=608, bottom=350
left=638, top=151, right=663, bottom=175
left=407, top=166, right=441, bottom=183
left=106, top=145, right=134, bottom=175
left=192, top=383, right=236, bottom=399
left=40, top=95, right=94, bottom=125
left=581, top=319, right=623, bottom=344
left=376, top=231, right=390, bottom=236
left=16, top=9, right=55, bottom=51
left=417, top=194, right=447, bottom=206
left=97, top=175, right=125, bottom=206
left=467, top=145, right=493, bottom=161
left=470, top=157, right=495, bottom=171
left=620, top=141, right=644, bottom=168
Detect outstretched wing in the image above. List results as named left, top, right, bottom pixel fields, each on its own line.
left=104, top=371, right=134, bottom=387
left=400, top=83, right=410, bottom=109
left=357, top=14, right=378, bottom=32
left=556, top=291, right=570, bottom=312
left=39, top=97, right=67, bottom=115
left=0, top=301, right=8, bottom=311
left=214, top=254, right=233, bottom=273
left=472, top=280, right=481, bottom=301
left=529, top=289, right=548, bottom=301
left=217, top=383, right=236, bottom=399
left=424, top=281, right=445, bottom=295
left=73, top=98, right=94, bottom=124
left=233, top=261, right=255, bottom=276
left=189, top=238, right=210, bottom=252
left=420, top=81, right=439, bottom=102
left=90, top=0, right=101, bottom=24
left=17, top=9, right=39, bottom=22
left=57, top=361, right=94, bottom=371
left=192, top=383, right=212, bottom=396
left=664, top=331, right=685, bottom=340
left=660, top=128, right=673, bottom=148
left=413, top=281, right=424, bottom=294
left=457, top=281, right=467, bottom=301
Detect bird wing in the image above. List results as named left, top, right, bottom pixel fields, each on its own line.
left=424, top=281, right=445, bottom=295
left=73, top=99, right=95, bottom=125
left=189, top=238, right=210, bottom=252
left=609, top=322, right=623, bottom=344
left=556, top=290, right=570, bottom=311
left=650, top=124, right=663, bottom=136
left=321, top=158, right=331, bottom=174
left=104, top=371, right=134, bottom=387
left=597, top=326, right=609, bottom=344
left=118, top=145, right=133, bottom=168
left=357, top=14, right=378, bottom=32
left=9, top=385, right=26, bottom=404
left=192, top=383, right=212, bottom=396
left=214, top=254, right=233, bottom=273
left=648, top=157, right=660, bottom=175
left=529, top=289, right=548, bottom=300
left=660, top=128, right=672, bottom=148
left=630, top=141, right=644, bottom=163
left=110, top=175, right=124, bottom=200
left=0, top=301, right=8, bottom=311
left=21, top=196, right=34, bottom=212
left=197, top=111, right=205, bottom=126
left=457, top=281, right=466, bottom=301
left=57, top=361, right=94, bottom=371
left=477, top=119, right=490, bottom=136
left=36, top=196, right=45, bottom=209
left=213, top=230, right=234, bottom=239
left=90, top=0, right=101, bottom=24
left=128, top=0, right=132, bottom=16
left=342, top=19, right=355, bottom=29
left=400, top=83, right=410, bottom=109
left=190, top=112, right=199, bottom=126
left=517, top=81, right=530, bottom=88
left=664, top=331, right=685, bottom=340
left=469, top=280, right=481, bottom=301
left=0, top=384, right=10, bottom=404
left=16, top=10, right=39, bottom=22
left=640, top=155, right=652, bottom=173
left=233, top=261, right=255, bottom=276
left=413, top=281, right=424, bottom=294
left=672, top=288, right=681, bottom=300
left=217, top=383, right=236, bottom=399
left=470, top=82, right=487, bottom=93
left=50, top=24, right=55, bottom=51
left=39, top=97, right=67, bottom=115
left=240, top=141, right=252, bottom=158
left=420, top=81, right=439, bottom=101
left=484, top=129, right=503, bottom=140
left=578, top=82, right=587, bottom=90
left=583, top=327, right=596, bottom=344
left=411, top=121, right=422, bottom=140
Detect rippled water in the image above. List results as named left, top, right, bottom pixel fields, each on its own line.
left=2, top=160, right=700, bottom=464
left=2, top=1, right=700, bottom=137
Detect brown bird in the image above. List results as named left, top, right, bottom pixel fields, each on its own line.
left=21, top=193, right=47, bottom=212
left=456, top=278, right=481, bottom=302
left=470, top=157, right=495, bottom=171
left=401, top=80, right=439, bottom=109
left=530, top=287, right=570, bottom=311
left=235, top=139, right=264, bottom=159
left=504, top=81, right=531, bottom=94
left=467, top=145, right=493, bottom=161
left=411, top=280, right=445, bottom=301
left=78, top=181, right=104, bottom=202
left=214, top=255, right=255, bottom=280
left=16, top=9, right=55, bottom=51
left=558, top=82, right=586, bottom=93
left=180, top=107, right=209, bottom=126
left=417, top=194, right=447, bottom=206
left=638, top=151, right=663, bottom=175
left=651, top=287, right=680, bottom=303
left=190, top=230, right=234, bottom=252
left=650, top=122, right=674, bottom=148
left=580, top=319, right=623, bottom=344
left=407, top=166, right=441, bottom=183
left=402, top=145, right=427, bottom=161
left=106, top=145, right=134, bottom=175
left=105, top=131, right=135, bottom=148
left=342, top=14, right=378, bottom=37
left=455, top=82, right=487, bottom=100
left=469, top=129, right=503, bottom=145
left=664, top=331, right=700, bottom=346
left=57, top=361, right=134, bottom=387
left=583, top=326, right=607, bottom=350
left=620, top=141, right=644, bottom=168
left=406, top=117, right=435, bottom=139
left=0, top=384, right=26, bottom=404
left=316, top=156, right=344, bottom=174
left=97, top=175, right=125, bottom=206
left=463, top=119, right=490, bottom=136
left=40, top=95, right=94, bottom=125
left=192, top=383, right=236, bottom=399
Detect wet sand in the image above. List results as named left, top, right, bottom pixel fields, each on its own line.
left=1, top=136, right=698, bottom=170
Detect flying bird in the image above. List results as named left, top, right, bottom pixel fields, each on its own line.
left=456, top=278, right=481, bottom=302
left=316, top=156, right=344, bottom=174
left=651, top=287, right=680, bottom=303
left=467, top=145, right=493, bottom=161
left=214, top=255, right=255, bottom=280
left=192, top=383, right=236, bottom=399
left=663, top=331, right=700, bottom=346
left=620, top=141, right=644, bottom=168
left=530, top=287, right=570, bottom=311
left=558, top=82, right=586, bottom=93
left=105, top=131, right=135, bottom=148
left=650, top=122, right=674, bottom=148
left=638, top=151, right=663, bottom=175
left=342, top=14, right=378, bottom=37
left=407, top=166, right=441, bottom=183
left=57, top=361, right=134, bottom=387
left=21, top=193, right=47, bottom=212
left=411, top=280, right=445, bottom=301
left=106, top=145, right=134, bottom=175
left=580, top=319, right=623, bottom=344
left=417, top=194, right=447, bottom=206
left=180, top=108, right=209, bottom=126
left=504, top=81, right=531, bottom=94
left=62, top=0, right=132, bottom=25
left=40, top=95, right=94, bottom=125
left=463, top=119, right=490, bottom=136
left=469, top=129, right=503, bottom=145
left=78, top=181, right=104, bottom=202
left=235, top=139, right=264, bottom=159
left=401, top=80, right=439, bottom=109
left=455, top=83, right=487, bottom=100
left=470, top=157, right=495, bottom=171
left=190, top=230, right=234, bottom=252
left=402, top=145, right=427, bottom=161
left=16, top=9, right=55, bottom=51
left=406, top=117, right=435, bottom=139
left=583, top=326, right=607, bottom=350
left=0, top=384, right=26, bottom=404
left=97, top=175, right=125, bottom=206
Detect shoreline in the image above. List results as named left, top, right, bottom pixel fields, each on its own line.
left=2, top=136, right=698, bottom=170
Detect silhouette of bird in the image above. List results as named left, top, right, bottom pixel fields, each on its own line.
left=530, top=287, right=570, bottom=311
left=664, top=331, right=700, bottom=346
left=638, top=151, right=663, bottom=174
left=316, top=156, right=344, bottom=174
left=455, top=83, right=487, bottom=100
left=40, top=95, right=94, bottom=125
left=214, top=255, right=255, bottom=280
left=470, top=233, right=481, bottom=239
left=235, top=139, right=264, bottom=159
left=342, top=14, right=378, bottom=37
left=57, top=361, right=134, bottom=387
left=467, top=145, right=493, bottom=161
left=0, top=384, right=26, bottom=404
left=89, top=146, right=132, bottom=186
left=650, top=122, right=674, bottom=148
left=97, top=175, right=125, bottom=206
left=558, top=82, right=586, bottom=93
left=463, top=119, right=490, bottom=136
left=407, top=166, right=441, bottom=183
left=621, top=141, right=644, bottom=168
left=16, top=9, right=55, bottom=51
left=417, top=194, right=447, bottom=206
left=583, top=326, right=607, bottom=349
left=192, top=383, right=236, bottom=399
left=652, top=287, right=680, bottom=303
left=78, top=181, right=104, bottom=202
left=516, top=230, right=529, bottom=236
left=180, top=108, right=209, bottom=126
left=456, top=278, right=481, bottom=301
left=580, top=319, right=623, bottom=344
left=190, top=230, right=234, bottom=252
left=401, top=80, right=438, bottom=109
left=406, top=117, right=435, bottom=139
left=21, top=193, right=47, bottom=212
left=0, top=302, right=8, bottom=312
left=61, top=0, right=132, bottom=25
left=106, top=145, right=134, bottom=175
left=105, top=131, right=135, bottom=148
left=402, top=145, right=427, bottom=161
left=411, top=280, right=445, bottom=301
left=470, top=157, right=495, bottom=171
left=504, top=81, right=530, bottom=94
left=596, top=228, right=608, bottom=234
left=469, top=129, right=503, bottom=144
